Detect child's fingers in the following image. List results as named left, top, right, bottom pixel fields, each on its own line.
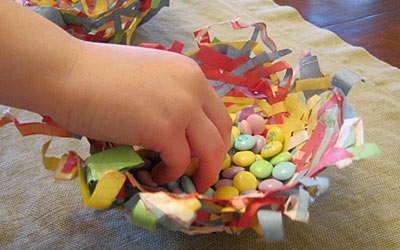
left=187, top=113, right=225, bottom=194
left=202, top=93, right=232, bottom=152
left=151, top=132, right=191, bottom=184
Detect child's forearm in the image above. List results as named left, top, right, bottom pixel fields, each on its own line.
left=0, top=0, right=81, bottom=115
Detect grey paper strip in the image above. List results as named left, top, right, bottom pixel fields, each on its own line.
left=257, top=209, right=286, bottom=243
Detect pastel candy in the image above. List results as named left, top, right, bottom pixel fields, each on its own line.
left=203, top=188, right=215, bottom=197
left=261, top=141, right=282, bottom=158
left=172, top=187, right=184, bottom=194
left=215, top=179, right=233, bottom=189
left=267, top=127, right=284, bottom=142
left=249, top=160, right=273, bottom=179
left=214, top=186, right=240, bottom=199
left=184, top=158, right=199, bottom=177
left=229, top=113, right=238, bottom=124
left=233, top=171, right=258, bottom=193
left=241, top=190, right=260, bottom=195
left=222, top=166, right=245, bottom=179
left=255, top=154, right=264, bottom=160
left=230, top=133, right=235, bottom=149
left=240, top=120, right=252, bottom=135
left=251, top=135, right=266, bottom=154
left=232, top=126, right=241, bottom=139
left=137, top=170, right=158, bottom=187
left=272, top=162, right=296, bottom=180
left=229, top=147, right=239, bottom=158
left=258, top=179, right=284, bottom=191
left=270, top=151, right=293, bottom=165
left=234, top=135, right=256, bottom=151
left=181, top=175, right=197, bottom=194
left=233, top=151, right=256, bottom=167
left=246, top=114, right=265, bottom=135
left=221, top=154, right=232, bottom=170
left=167, top=179, right=181, bottom=191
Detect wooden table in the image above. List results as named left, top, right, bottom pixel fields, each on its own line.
left=274, top=0, right=400, bottom=68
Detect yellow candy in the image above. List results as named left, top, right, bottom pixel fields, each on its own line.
left=232, top=126, right=241, bottom=139
left=212, top=174, right=219, bottom=186
left=266, top=127, right=284, bottom=143
left=214, top=186, right=240, bottom=199
left=261, top=141, right=282, bottom=158
left=232, top=151, right=256, bottom=167
left=221, top=154, right=232, bottom=170
left=233, top=171, right=257, bottom=193
left=184, top=157, right=199, bottom=177
left=255, top=154, right=264, bottom=160
left=229, top=113, right=238, bottom=124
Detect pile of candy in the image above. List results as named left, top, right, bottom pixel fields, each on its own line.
left=20, top=0, right=169, bottom=44
left=0, top=19, right=382, bottom=243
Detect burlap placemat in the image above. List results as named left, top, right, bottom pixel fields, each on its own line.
left=1, top=1, right=399, bottom=249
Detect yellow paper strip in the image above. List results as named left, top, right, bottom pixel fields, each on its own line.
left=295, top=76, right=332, bottom=92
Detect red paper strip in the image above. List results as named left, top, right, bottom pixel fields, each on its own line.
left=168, top=40, right=184, bottom=53
left=61, top=156, right=78, bottom=174
left=293, top=121, right=326, bottom=172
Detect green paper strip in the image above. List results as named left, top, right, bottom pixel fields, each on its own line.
left=211, top=37, right=221, bottom=43
left=85, top=145, right=144, bottom=182
left=131, top=199, right=157, bottom=232
left=112, top=29, right=125, bottom=44
left=346, top=143, right=382, bottom=161
left=151, top=0, right=161, bottom=9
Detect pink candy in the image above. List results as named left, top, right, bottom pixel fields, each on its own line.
left=240, top=120, right=252, bottom=135
left=222, top=166, right=245, bottom=179
left=215, top=179, right=233, bottom=189
left=251, top=135, right=266, bottom=154
left=247, top=114, right=265, bottom=135
left=258, top=179, right=284, bottom=191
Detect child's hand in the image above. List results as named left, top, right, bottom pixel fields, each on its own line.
left=54, top=41, right=231, bottom=193
left=0, top=0, right=231, bottom=193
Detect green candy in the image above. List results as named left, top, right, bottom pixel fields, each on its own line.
left=230, top=133, right=235, bottom=149
left=249, top=160, right=273, bottom=178
left=270, top=151, right=293, bottom=165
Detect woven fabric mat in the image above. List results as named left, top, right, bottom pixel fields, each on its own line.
left=1, top=1, right=399, bottom=249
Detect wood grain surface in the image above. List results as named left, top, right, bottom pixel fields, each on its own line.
left=274, top=0, right=400, bottom=68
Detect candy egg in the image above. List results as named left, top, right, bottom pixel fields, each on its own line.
left=229, top=113, right=238, bottom=124
left=137, top=170, right=158, bottom=187
left=215, top=179, right=234, bottom=189
left=255, top=154, right=264, bottom=160
left=247, top=114, right=265, bottom=135
left=272, top=162, right=296, bottom=181
left=258, top=179, right=284, bottom=191
left=234, top=135, right=256, bottom=151
left=251, top=135, right=266, bottom=154
left=181, top=175, right=197, bottom=194
left=267, top=127, right=284, bottom=142
left=230, top=133, right=235, bottom=149
left=249, top=160, right=273, bottom=179
left=233, top=171, right=258, bottom=193
left=172, top=187, right=184, bottom=194
left=240, top=190, right=260, bottom=196
left=214, top=186, right=240, bottom=199
left=203, top=187, right=215, bottom=197
left=167, top=179, right=181, bottom=191
left=232, top=126, right=241, bottom=139
left=240, top=120, right=252, bottom=135
left=222, top=166, right=245, bottom=179
left=270, top=151, right=293, bottom=165
left=221, top=154, right=232, bottom=170
left=233, top=151, right=256, bottom=167
left=261, top=141, right=282, bottom=158
left=184, top=157, right=199, bottom=177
